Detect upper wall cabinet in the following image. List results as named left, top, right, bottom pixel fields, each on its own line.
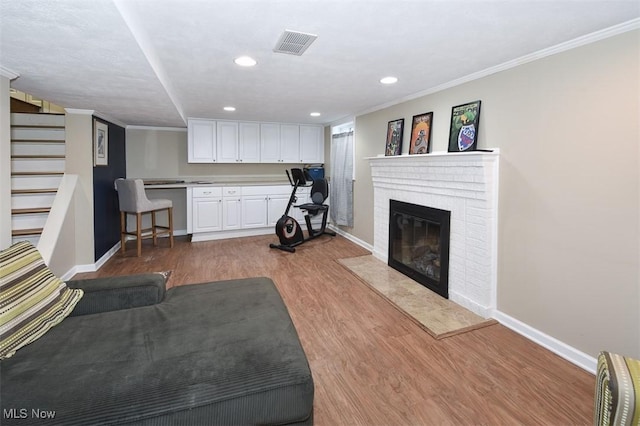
left=300, top=125, right=324, bottom=163
left=188, top=119, right=216, bottom=163
left=216, top=121, right=240, bottom=163
left=239, top=122, right=261, bottom=163
left=188, top=118, right=324, bottom=164
left=279, top=124, right=300, bottom=163
left=261, top=123, right=300, bottom=163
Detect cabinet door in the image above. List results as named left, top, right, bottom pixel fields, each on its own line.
left=300, top=125, right=324, bottom=163
left=279, top=124, right=300, bottom=163
left=239, top=122, right=261, bottom=163
left=188, top=119, right=216, bottom=163
left=216, top=121, right=239, bottom=163
left=241, top=196, right=268, bottom=228
left=193, top=198, right=222, bottom=232
left=267, top=194, right=291, bottom=226
left=223, top=197, right=242, bottom=230
left=260, top=123, right=280, bottom=163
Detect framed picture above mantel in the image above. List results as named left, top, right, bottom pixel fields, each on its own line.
left=409, top=112, right=433, bottom=155
left=385, top=118, right=404, bottom=156
left=448, top=100, right=481, bottom=152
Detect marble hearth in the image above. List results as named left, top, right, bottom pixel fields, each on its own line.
left=368, top=150, right=500, bottom=318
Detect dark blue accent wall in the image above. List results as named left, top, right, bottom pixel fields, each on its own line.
left=93, top=118, right=126, bottom=261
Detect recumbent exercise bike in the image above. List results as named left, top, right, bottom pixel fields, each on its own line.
left=269, top=168, right=336, bottom=253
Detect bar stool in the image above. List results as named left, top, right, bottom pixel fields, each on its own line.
left=115, top=178, right=174, bottom=257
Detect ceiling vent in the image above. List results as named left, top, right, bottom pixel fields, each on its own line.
left=273, top=30, right=317, bottom=56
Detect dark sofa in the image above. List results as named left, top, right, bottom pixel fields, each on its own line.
left=1, top=274, right=314, bottom=425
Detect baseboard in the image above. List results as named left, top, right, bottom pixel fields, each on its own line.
left=332, top=228, right=598, bottom=375
left=493, top=310, right=597, bottom=374
left=328, top=225, right=374, bottom=253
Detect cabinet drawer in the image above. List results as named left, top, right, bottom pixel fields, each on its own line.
left=192, top=186, right=222, bottom=198
left=223, top=186, right=241, bottom=197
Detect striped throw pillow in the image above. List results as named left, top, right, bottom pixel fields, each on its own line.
left=0, top=241, right=83, bottom=359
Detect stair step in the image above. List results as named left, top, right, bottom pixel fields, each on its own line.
left=12, top=171, right=64, bottom=176
left=10, top=139, right=65, bottom=144
left=11, top=112, right=65, bottom=127
left=11, top=128, right=65, bottom=141
left=11, top=124, right=65, bottom=129
left=12, top=228, right=43, bottom=237
left=12, top=207, right=51, bottom=215
left=11, top=154, right=65, bottom=159
left=11, top=188, right=58, bottom=195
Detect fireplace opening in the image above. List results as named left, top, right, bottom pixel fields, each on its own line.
left=388, top=200, right=450, bottom=298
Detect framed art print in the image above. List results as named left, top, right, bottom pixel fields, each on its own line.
left=409, top=112, right=433, bottom=155
left=385, top=118, right=404, bottom=156
left=448, top=100, right=481, bottom=152
left=94, top=119, right=108, bottom=166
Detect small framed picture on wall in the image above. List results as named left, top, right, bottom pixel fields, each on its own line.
left=93, top=119, right=109, bottom=166
left=409, top=112, right=433, bottom=155
left=448, top=100, right=481, bottom=152
left=385, top=118, right=404, bottom=156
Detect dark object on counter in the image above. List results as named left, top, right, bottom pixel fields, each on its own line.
left=143, top=179, right=186, bottom=185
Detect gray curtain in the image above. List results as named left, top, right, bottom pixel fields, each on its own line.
left=330, top=131, right=354, bottom=227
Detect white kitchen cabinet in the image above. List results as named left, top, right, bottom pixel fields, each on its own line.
left=239, top=122, right=261, bottom=162
left=216, top=121, right=240, bottom=163
left=268, top=194, right=291, bottom=226
left=261, top=124, right=299, bottom=163
left=241, top=195, right=269, bottom=228
left=192, top=187, right=223, bottom=232
left=299, top=125, right=324, bottom=163
left=279, top=124, right=300, bottom=163
left=260, top=123, right=281, bottom=163
left=222, top=187, right=242, bottom=230
left=188, top=119, right=216, bottom=163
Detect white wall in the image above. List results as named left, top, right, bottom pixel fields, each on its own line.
left=350, top=30, right=640, bottom=359
left=0, top=74, right=13, bottom=249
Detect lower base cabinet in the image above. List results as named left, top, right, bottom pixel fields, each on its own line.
left=189, top=184, right=309, bottom=242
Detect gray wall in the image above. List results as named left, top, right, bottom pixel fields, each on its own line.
left=348, top=30, right=639, bottom=358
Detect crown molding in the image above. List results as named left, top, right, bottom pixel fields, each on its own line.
left=356, top=18, right=640, bottom=118
left=126, top=125, right=186, bottom=132
left=64, top=108, right=94, bottom=115
left=0, top=66, right=20, bottom=80
left=92, top=111, right=128, bottom=129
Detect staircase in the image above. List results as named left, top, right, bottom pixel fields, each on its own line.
left=10, top=113, right=66, bottom=246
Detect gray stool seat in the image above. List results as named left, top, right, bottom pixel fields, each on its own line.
left=115, top=178, right=174, bottom=256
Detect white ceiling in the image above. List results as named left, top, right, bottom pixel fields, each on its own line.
left=1, top=0, right=639, bottom=127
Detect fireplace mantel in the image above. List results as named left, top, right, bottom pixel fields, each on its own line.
left=368, top=149, right=499, bottom=318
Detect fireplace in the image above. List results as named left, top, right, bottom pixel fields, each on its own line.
left=388, top=200, right=450, bottom=298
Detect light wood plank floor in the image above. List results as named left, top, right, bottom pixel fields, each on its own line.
left=75, top=234, right=594, bottom=425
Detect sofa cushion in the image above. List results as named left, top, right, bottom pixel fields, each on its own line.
left=1, top=276, right=313, bottom=425
left=0, top=241, right=83, bottom=360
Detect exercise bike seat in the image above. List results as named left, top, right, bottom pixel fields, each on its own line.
left=296, top=178, right=329, bottom=216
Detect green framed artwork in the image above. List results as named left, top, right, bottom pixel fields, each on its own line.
left=448, top=100, right=481, bottom=152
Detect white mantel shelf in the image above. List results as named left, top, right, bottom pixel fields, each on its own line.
left=365, top=148, right=499, bottom=161
left=368, top=149, right=500, bottom=318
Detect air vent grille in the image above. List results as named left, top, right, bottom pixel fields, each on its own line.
left=273, top=30, right=317, bottom=56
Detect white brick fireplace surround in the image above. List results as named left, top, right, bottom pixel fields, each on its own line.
left=368, top=150, right=500, bottom=318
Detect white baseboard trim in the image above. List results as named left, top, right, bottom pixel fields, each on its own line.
left=332, top=228, right=597, bottom=375
left=328, top=225, right=374, bottom=253
left=493, top=310, right=596, bottom=374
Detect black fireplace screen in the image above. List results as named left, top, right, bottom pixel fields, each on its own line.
left=388, top=200, right=450, bottom=298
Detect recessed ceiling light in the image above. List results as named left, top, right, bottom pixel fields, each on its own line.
left=223, top=106, right=236, bottom=112
left=310, top=112, right=321, bottom=117
left=234, top=56, right=257, bottom=67
left=380, top=76, right=398, bottom=85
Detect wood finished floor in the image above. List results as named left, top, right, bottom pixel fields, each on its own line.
left=75, top=234, right=595, bottom=425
